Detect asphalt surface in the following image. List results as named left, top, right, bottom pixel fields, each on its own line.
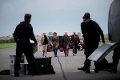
left=0, top=45, right=120, bottom=80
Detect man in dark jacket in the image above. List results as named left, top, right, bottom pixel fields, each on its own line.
left=13, top=13, right=38, bottom=77
left=71, top=31, right=80, bottom=56
left=78, top=12, right=105, bottom=73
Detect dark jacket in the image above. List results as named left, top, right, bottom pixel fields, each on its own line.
left=61, top=35, right=70, bottom=47
left=71, top=34, right=80, bottom=46
left=13, top=21, right=37, bottom=43
left=81, top=19, right=105, bottom=42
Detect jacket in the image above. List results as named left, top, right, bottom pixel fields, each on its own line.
left=13, top=21, right=37, bottom=43
left=81, top=19, right=105, bottom=42
left=71, top=34, right=80, bottom=46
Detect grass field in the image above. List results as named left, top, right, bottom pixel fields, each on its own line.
left=0, top=43, right=16, bottom=49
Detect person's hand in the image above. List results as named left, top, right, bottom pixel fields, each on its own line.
left=102, top=40, right=105, bottom=44
left=34, top=42, right=38, bottom=46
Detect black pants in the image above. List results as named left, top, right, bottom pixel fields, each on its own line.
left=84, top=40, right=99, bottom=70
left=112, top=46, right=120, bottom=69
left=14, top=43, right=37, bottom=73
left=73, top=45, right=78, bottom=54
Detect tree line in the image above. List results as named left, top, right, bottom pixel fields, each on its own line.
left=0, top=38, right=15, bottom=44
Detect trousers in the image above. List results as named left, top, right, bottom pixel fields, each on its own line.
left=84, top=40, right=99, bottom=70
left=14, top=43, right=37, bottom=74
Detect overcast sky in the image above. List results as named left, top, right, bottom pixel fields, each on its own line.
left=0, top=0, right=113, bottom=36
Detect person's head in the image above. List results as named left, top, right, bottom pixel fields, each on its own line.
left=53, top=32, right=57, bottom=36
left=82, top=16, right=86, bottom=21
left=43, top=32, right=46, bottom=35
left=84, top=12, right=90, bottom=19
left=24, top=13, right=32, bottom=23
left=64, top=32, right=68, bottom=36
left=73, top=31, right=76, bottom=35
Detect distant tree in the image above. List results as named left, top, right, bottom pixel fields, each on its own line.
left=77, top=32, right=81, bottom=36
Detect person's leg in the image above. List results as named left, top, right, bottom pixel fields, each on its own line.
left=66, top=48, right=69, bottom=56
left=64, top=49, right=67, bottom=57
left=83, top=42, right=91, bottom=73
left=94, top=61, right=99, bottom=73
left=75, top=45, right=78, bottom=54
left=90, top=41, right=99, bottom=73
left=65, top=44, right=69, bottom=56
left=84, top=54, right=91, bottom=73
left=42, top=45, right=45, bottom=57
left=24, top=44, right=38, bottom=75
left=55, top=48, right=58, bottom=57
left=53, top=48, right=56, bottom=57
left=84, top=41, right=98, bottom=73
left=73, top=46, right=75, bottom=56
left=14, top=44, right=23, bottom=77
left=63, top=44, right=66, bottom=57
left=53, top=48, right=57, bottom=57
left=44, top=44, right=48, bottom=57
left=109, top=47, right=120, bottom=73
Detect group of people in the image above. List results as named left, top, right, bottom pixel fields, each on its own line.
left=40, top=31, right=81, bottom=57
left=13, top=12, right=120, bottom=77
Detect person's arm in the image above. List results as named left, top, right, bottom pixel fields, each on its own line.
left=77, top=35, right=80, bottom=43
left=81, top=23, right=84, bottom=38
left=29, top=24, right=37, bottom=44
left=13, top=24, right=20, bottom=42
left=96, top=23, right=105, bottom=44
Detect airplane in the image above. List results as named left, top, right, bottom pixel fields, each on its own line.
left=88, top=0, right=120, bottom=62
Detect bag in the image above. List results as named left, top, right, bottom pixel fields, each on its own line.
left=47, top=45, right=51, bottom=52
left=59, top=48, right=64, bottom=52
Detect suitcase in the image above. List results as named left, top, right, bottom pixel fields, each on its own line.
left=35, top=57, right=55, bottom=74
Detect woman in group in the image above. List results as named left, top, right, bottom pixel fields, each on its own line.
left=61, top=32, right=70, bottom=57
left=41, top=32, right=49, bottom=57
left=52, top=32, right=59, bottom=57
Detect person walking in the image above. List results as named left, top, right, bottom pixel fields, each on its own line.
left=51, top=32, right=59, bottom=57
left=41, top=32, right=49, bottom=57
left=61, top=32, right=70, bottom=57
left=13, top=13, right=38, bottom=77
left=71, top=31, right=80, bottom=56
left=78, top=12, right=105, bottom=73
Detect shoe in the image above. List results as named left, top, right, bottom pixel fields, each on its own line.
left=42, top=53, right=44, bottom=57
left=14, top=70, right=20, bottom=77
left=85, top=70, right=90, bottom=73
left=55, top=55, right=57, bottom=57
left=14, top=74, right=20, bottom=77
left=78, top=67, right=86, bottom=71
left=108, top=68, right=117, bottom=73
left=73, top=53, right=75, bottom=56
left=52, top=71, right=56, bottom=74
left=94, top=69, right=99, bottom=73
left=65, top=54, right=66, bottom=57
left=32, top=71, right=42, bottom=76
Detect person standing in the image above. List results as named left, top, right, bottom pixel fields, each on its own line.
left=52, top=32, right=59, bottom=57
left=13, top=13, right=38, bottom=77
left=71, top=31, right=80, bottom=56
left=61, top=32, right=70, bottom=57
left=41, top=32, right=49, bottom=57
left=78, top=12, right=105, bottom=73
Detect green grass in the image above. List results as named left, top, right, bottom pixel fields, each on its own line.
left=99, top=39, right=109, bottom=44
left=0, top=43, right=16, bottom=49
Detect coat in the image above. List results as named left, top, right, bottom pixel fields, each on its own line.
left=52, top=36, right=59, bottom=49
left=71, top=34, right=80, bottom=46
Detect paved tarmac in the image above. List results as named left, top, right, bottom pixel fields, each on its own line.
left=0, top=45, right=120, bottom=80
